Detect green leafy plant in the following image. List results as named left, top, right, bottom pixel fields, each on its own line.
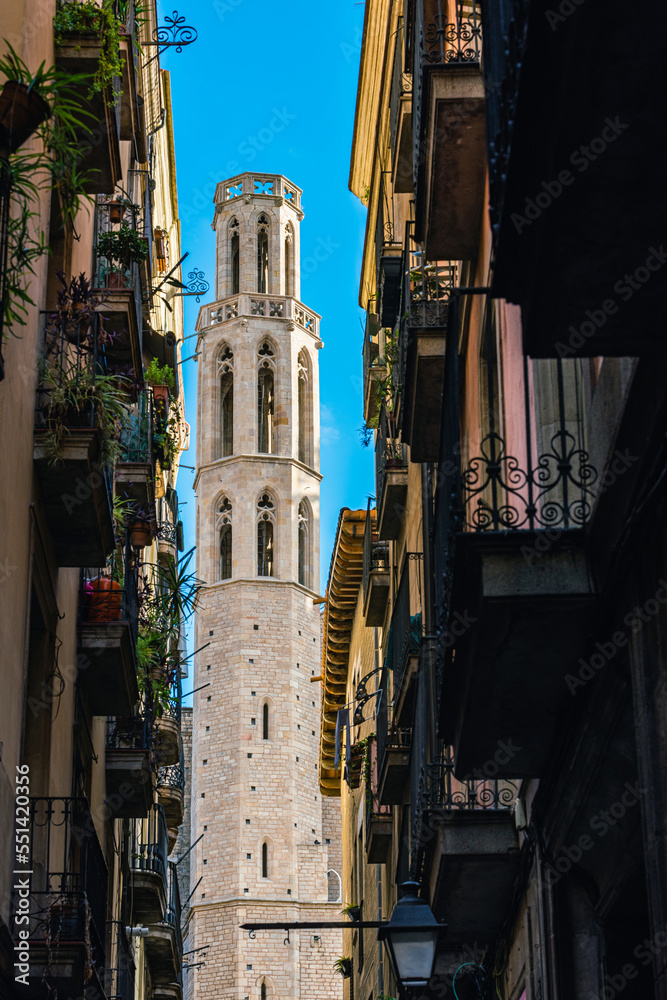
left=375, top=328, right=401, bottom=414
left=97, top=224, right=149, bottom=265
left=0, top=42, right=97, bottom=343
left=37, top=360, right=130, bottom=466
left=334, top=957, right=353, bottom=978
left=152, top=400, right=180, bottom=469
left=54, top=0, right=124, bottom=106
left=145, top=357, right=175, bottom=390
left=341, top=902, right=360, bottom=918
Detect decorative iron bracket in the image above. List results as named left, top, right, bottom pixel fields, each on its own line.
left=143, top=11, right=198, bottom=66
left=169, top=268, right=210, bottom=303
left=353, top=665, right=383, bottom=726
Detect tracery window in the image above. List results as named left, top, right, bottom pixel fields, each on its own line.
left=257, top=492, right=275, bottom=577
left=217, top=496, right=232, bottom=580
left=218, top=345, right=234, bottom=457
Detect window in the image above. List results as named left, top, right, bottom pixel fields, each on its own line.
left=284, top=223, right=293, bottom=296
left=297, top=349, right=312, bottom=466
left=298, top=499, right=310, bottom=588
left=262, top=842, right=268, bottom=878
left=257, top=342, right=275, bottom=454
left=262, top=702, right=269, bottom=740
left=218, top=345, right=233, bottom=457
left=257, top=214, right=269, bottom=293
left=230, top=218, right=240, bottom=294
left=261, top=984, right=267, bottom=1000
left=217, top=496, right=232, bottom=580
left=257, top=492, right=275, bottom=576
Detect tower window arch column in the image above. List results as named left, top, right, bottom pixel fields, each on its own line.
left=257, top=492, right=276, bottom=577
left=218, top=345, right=234, bottom=458
left=216, top=496, right=233, bottom=580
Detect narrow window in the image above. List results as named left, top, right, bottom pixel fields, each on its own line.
left=263, top=703, right=269, bottom=740
left=262, top=842, right=268, bottom=878
left=231, top=229, right=240, bottom=294
left=298, top=500, right=309, bottom=588
left=284, top=225, right=293, bottom=296
left=218, top=346, right=234, bottom=458
left=217, top=496, right=232, bottom=580
left=257, top=368, right=274, bottom=453
left=257, top=520, right=274, bottom=577
left=257, top=215, right=269, bottom=293
left=297, top=350, right=311, bottom=466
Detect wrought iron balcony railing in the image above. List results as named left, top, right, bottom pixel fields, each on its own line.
left=79, top=539, right=140, bottom=647
left=20, top=797, right=108, bottom=974
left=106, top=713, right=150, bottom=752
left=362, top=508, right=389, bottom=605
left=119, top=387, right=153, bottom=464
left=427, top=749, right=518, bottom=811
left=36, top=311, right=109, bottom=432
left=130, top=803, right=168, bottom=880
left=412, top=0, right=483, bottom=198
left=375, top=406, right=408, bottom=503
left=389, top=554, right=424, bottom=699
left=165, top=860, right=184, bottom=971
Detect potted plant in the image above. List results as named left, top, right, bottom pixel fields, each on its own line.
left=154, top=227, right=167, bottom=268
left=37, top=360, right=130, bottom=467
left=0, top=45, right=52, bottom=155
left=85, top=572, right=123, bottom=621
left=152, top=403, right=180, bottom=470
left=145, top=357, right=175, bottom=408
left=96, top=225, right=149, bottom=288
left=125, top=501, right=155, bottom=549
left=54, top=0, right=124, bottom=107
left=341, top=902, right=361, bottom=922
left=48, top=270, right=96, bottom=344
left=333, top=957, right=353, bottom=979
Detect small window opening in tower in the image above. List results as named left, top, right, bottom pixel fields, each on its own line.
left=263, top=702, right=269, bottom=740
left=230, top=220, right=240, bottom=295
left=262, top=842, right=268, bottom=878
left=257, top=215, right=269, bottom=293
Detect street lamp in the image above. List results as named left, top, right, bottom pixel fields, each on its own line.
left=378, top=882, right=445, bottom=992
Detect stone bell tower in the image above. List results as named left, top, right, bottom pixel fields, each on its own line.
left=189, top=173, right=342, bottom=1000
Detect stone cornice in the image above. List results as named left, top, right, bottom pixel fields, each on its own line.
left=199, top=576, right=324, bottom=602
left=194, top=453, right=322, bottom=492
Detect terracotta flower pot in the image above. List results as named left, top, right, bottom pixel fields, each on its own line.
left=152, top=384, right=170, bottom=406
left=86, top=577, right=122, bottom=621
left=0, top=81, right=50, bottom=155
left=108, top=202, right=122, bottom=224
left=129, top=521, right=152, bottom=548
left=107, top=271, right=125, bottom=289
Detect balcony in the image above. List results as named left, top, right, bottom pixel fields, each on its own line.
left=362, top=310, right=385, bottom=427
left=104, top=922, right=136, bottom=1000
left=434, top=305, right=596, bottom=777
left=54, top=12, right=123, bottom=194
left=77, top=544, right=140, bottom=717
left=154, top=671, right=182, bottom=767
left=200, top=292, right=320, bottom=341
left=156, top=490, right=182, bottom=560
left=129, top=803, right=168, bottom=924
left=33, top=315, right=115, bottom=566
left=146, top=861, right=184, bottom=986
left=116, top=388, right=155, bottom=509
left=399, top=226, right=457, bottom=460
left=483, top=1, right=665, bottom=356
left=376, top=664, right=412, bottom=806
left=365, top=738, right=392, bottom=863
left=18, top=797, right=107, bottom=1000
left=389, top=17, right=413, bottom=193
left=105, top=714, right=152, bottom=819
left=417, top=751, right=520, bottom=946
left=94, top=199, right=146, bottom=377
left=118, top=3, right=144, bottom=156
left=375, top=407, right=408, bottom=540
left=362, top=508, right=390, bottom=627
left=158, top=740, right=185, bottom=849
left=389, top=554, right=424, bottom=720
left=411, top=0, right=486, bottom=260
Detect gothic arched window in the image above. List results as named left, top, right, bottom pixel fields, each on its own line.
left=257, top=492, right=275, bottom=577
left=217, top=496, right=232, bottom=580
left=298, top=499, right=310, bottom=588
left=262, top=702, right=269, bottom=740
left=257, top=214, right=269, bottom=293
left=257, top=342, right=275, bottom=454
left=284, top=223, right=293, bottom=297
left=297, top=349, right=312, bottom=466
left=261, top=983, right=267, bottom=1000
left=230, top=218, right=240, bottom=295
left=262, top=841, right=269, bottom=878
left=218, top=345, right=234, bottom=457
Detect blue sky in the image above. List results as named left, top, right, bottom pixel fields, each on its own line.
left=160, top=0, right=375, bottom=669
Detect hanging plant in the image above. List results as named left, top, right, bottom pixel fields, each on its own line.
left=54, top=0, right=124, bottom=107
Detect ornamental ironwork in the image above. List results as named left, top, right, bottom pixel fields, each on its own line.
left=145, top=10, right=198, bottom=53
left=424, top=2, right=482, bottom=65
left=183, top=268, right=209, bottom=302
left=427, top=749, right=518, bottom=811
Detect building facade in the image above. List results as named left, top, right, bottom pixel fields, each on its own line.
left=0, top=3, right=191, bottom=998
left=320, top=5, right=667, bottom=1000
left=187, top=172, right=343, bottom=1000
